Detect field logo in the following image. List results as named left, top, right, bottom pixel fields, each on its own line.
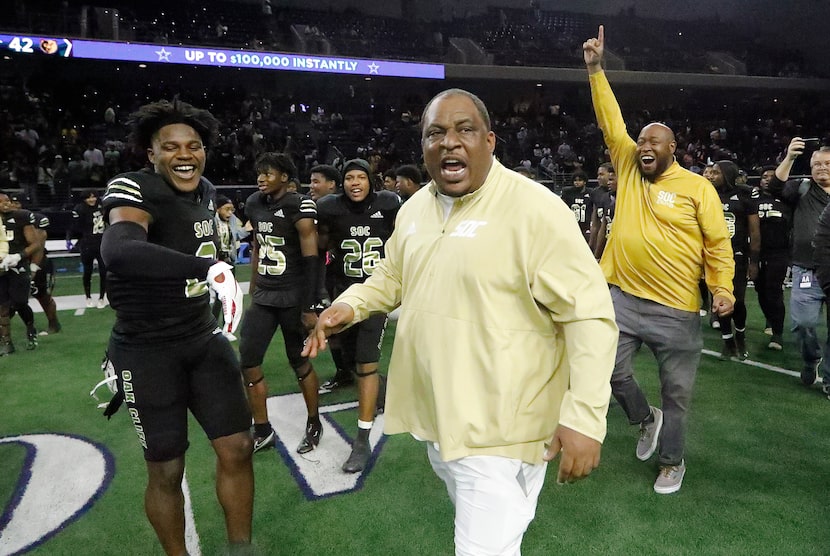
left=265, top=392, right=387, bottom=500
left=0, top=433, right=114, bottom=555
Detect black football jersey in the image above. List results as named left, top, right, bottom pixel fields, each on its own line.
left=245, top=190, right=317, bottom=307
left=595, top=191, right=616, bottom=239
left=102, top=170, right=219, bottom=336
left=559, top=186, right=592, bottom=235
left=72, top=201, right=106, bottom=245
left=2, top=209, right=36, bottom=257
left=718, top=186, right=758, bottom=258
left=753, top=191, right=792, bottom=256
left=33, top=212, right=49, bottom=231
left=316, top=190, right=399, bottom=293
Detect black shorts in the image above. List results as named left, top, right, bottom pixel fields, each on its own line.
left=0, top=268, right=31, bottom=306
left=31, top=258, right=55, bottom=299
left=336, top=313, right=388, bottom=366
left=107, top=331, right=251, bottom=462
left=238, top=302, right=307, bottom=370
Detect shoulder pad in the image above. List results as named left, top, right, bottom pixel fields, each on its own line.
left=375, top=190, right=402, bottom=210
left=104, top=170, right=169, bottom=207
left=315, top=193, right=344, bottom=216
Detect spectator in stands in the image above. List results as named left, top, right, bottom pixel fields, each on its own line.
left=83, top=142, right=106, bottom=187
left=51, top=155, right=70, bottom=208
left=585, top=26, right=735, bottom=494
left=770, top=139, right=830, bottom=391
left=304, top=88, right=617, bottom=554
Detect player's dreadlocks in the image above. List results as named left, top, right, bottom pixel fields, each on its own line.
left=127, top=97, right=219, bottom=152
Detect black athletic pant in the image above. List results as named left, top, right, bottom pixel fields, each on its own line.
left=756, top=254, right=789, bottom=336
left=718, top=258, right=748, bottom=334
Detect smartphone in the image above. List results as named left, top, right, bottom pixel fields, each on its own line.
left=803, top=137, right=821, bottom=145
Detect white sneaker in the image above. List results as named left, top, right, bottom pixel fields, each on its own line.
left=654, top=460, right=686, bottom=494
left=97, top=297, right=108, bottom=308
left=222, top=331, right=237, bottom=342
left=85, top=298, right=94, bottom=308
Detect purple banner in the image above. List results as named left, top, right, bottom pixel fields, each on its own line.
left=0, top=34, right=445, bottom=79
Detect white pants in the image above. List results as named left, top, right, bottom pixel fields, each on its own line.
left=427, top=443, right=548, bottom=556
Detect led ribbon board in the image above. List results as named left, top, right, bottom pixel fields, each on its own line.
left=0, top=34, right=445, bottom=79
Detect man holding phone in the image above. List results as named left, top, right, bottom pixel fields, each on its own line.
left=769, top=136, right=830, bottom=394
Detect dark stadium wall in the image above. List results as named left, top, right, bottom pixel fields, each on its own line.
left=235, top=0, right=826, bottom=73
left=236, top=0, right=825, bottom=25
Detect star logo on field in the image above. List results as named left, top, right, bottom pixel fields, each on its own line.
left=367, top=62, right=379, bottom=74
left=155, top=47, right=172, bottom=62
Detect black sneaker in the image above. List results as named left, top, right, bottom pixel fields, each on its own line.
left=318, top=373, right=354, bottom=394
left=342, top=438, right=371, bottom=473
left=734, top=331, right=748, bottom=361
left=801, top=360, right=819, bottom=386
left=26, top=329, right=38, bottom=350
left=720, top=338, right=737, bottom=361
left=0, top=341, right=15, bottom=356
left=768, top=334, right=783, bottom=351
left=822, top=384, right=830, bottom=401
left=297, top=421, right=323, bottom=454
left=252, top=428, right=276, bottom=453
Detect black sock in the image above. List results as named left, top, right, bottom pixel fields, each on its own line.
left=308, top=415, right=321, bottom=427
left=254, top=423, right=272, bottom=437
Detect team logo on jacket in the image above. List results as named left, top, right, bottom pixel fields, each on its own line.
left=449, top=220, right=487, bottom=238
left=656, top=191, right=676, bottom=208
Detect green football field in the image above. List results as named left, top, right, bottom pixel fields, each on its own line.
left=1, top=266, right=828, bottom=555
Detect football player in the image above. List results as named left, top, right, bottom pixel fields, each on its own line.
left=238, top=152, right=324, bottom=455
left=708, top=160, right=761, bottom=360
left=7, top=194, right=60, bottom=334
left=753, top=166, right=792, bottom=350
left=308, top=164, right=356, bottom=393
left=69, top=189, right=107, bottom=308
left=100, top=99, right=252, bottom=555
left=0, top=191, right=40, bottom=353
left=316, top=158, right=400, bottom=473
left=559, top=169, right=593, bottom=243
